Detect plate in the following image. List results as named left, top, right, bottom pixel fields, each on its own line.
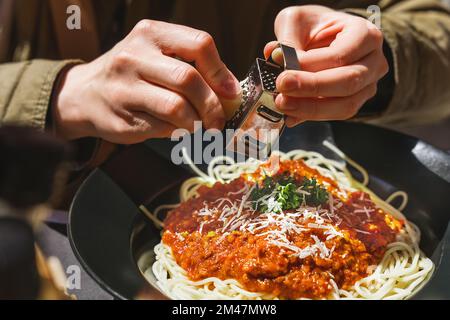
left=69, top=122, right=450, bottom=299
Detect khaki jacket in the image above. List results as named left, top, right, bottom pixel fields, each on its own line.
left=1, top=0, right=450, bottom=153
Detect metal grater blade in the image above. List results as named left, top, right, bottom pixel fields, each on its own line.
left=225, top=44, right=300, bottom=160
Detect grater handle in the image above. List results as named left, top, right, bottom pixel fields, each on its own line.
left=269, top=43, right=301, bottom=71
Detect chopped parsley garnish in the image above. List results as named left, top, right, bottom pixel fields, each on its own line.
left=301, top=178, right=329, bottom=206
left=276, top=183, right=301, bottom=211
left=250, top=173, right=329, bottom=212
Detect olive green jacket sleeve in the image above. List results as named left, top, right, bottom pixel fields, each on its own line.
left=345, top=0, right=450, bottom=126
left=0, top=0, right=450, bottom=132
left=0, top=59, right=75, bottom=130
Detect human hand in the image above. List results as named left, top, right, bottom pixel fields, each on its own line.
left=52, top=20, right=240, bottom=143
left=265, top=5, right=388, bottom=126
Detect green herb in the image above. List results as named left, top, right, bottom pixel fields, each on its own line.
left=276, top=183, right=301, bottom=211
left=250, top=176, right=274, bottom=212
left=250, top=174, right=329, bottom=212
left=300, top=178, right=329, bottom=206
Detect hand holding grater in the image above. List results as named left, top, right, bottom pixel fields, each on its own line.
left=225, top=43, right=300, bottom=160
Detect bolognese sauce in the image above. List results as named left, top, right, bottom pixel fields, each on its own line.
left=162, top=159, right=403, bottom=299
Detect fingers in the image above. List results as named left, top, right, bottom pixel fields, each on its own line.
left=299, top=20, right=383, bottom=72
left=134, top=20, right=240, bottom=99
left=136, top=54, right=225, bottom=129
left=271, top=6, right=335, bottom=55
left=261, top=8, right=386, bottom=125
left=131, top=112, right=178, bottom=139
left=100, top=111, right=177, bottom=144
left=127, top=81, right=201, bottom=132
left=264, top=41, right=289, bottom=67
left=276, top=51, right=387, bottom=98
left=273, top=7, right=310, bottom=51
left=303, top=24, right=343, bottom=50
left=276, top=83, right=377, bottom=124
left=264, top=41, right=279, bottom=60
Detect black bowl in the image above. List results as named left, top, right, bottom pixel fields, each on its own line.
left=69, top=122, right=450, bottom=300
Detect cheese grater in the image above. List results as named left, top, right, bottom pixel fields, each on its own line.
left=225, top=44, right=300, bottom=160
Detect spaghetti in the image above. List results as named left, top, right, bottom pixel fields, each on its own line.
left=139, top=144, right=434, bottom=300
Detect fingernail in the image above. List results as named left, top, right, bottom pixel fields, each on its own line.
left=275, top=94, right=294, bottom=111
left=279, top=73, right=298, bottom=91
left=221, top=76, right=241, bottom=97
left=271, top=48, right=283, bottom=65
left=275, top=94, right=284, bottom=107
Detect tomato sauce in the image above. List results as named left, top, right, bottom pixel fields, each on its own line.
left=162, top=160, right=402, bottom=299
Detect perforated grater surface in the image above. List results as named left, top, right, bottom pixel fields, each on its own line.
left=225, top=44, right=300, bottom=160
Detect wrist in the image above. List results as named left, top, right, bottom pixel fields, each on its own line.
left=51, top=63, right=93, bottom=140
